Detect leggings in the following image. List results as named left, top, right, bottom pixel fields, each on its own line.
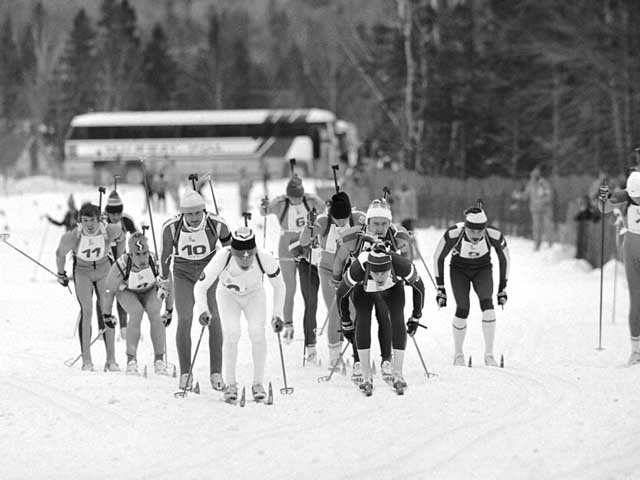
left=624, top=234, right=640, bottom=337
left=174, top=269, right=222, bottom=375
left=73, top=262, right=115, bottom=365
left=319, top=267, right=341, bottom=345
left=117, top=289, right=165, bottom=358
left=298, top=259, right=319, bottom=346
left=217, top=286, right=267, bottom=385
left=352, top=282, right=406, bottom=353
left=450, top=265, right=494, bottom=318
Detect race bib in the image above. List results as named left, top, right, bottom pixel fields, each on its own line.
left=77, top=234, right=107, bottom=262
left=127, top=267, right=156, bottom=291
left=175, top=229, right=212, bottom=261
left=627, top=205, right=640, bottom=234
left=287, top=203, right=308, bottom=232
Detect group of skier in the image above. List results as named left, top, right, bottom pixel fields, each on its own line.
left=52, top=167, right=515, bottom=401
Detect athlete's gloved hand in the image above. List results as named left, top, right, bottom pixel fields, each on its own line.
left=406, top=317, right=421, bottom=336
left=339, top=317, right=355, bottom=343
left=103, top=314, right=117, bottom=329
left=436, top=287, right=447, bottom=308
left=497, top=290, right=508, bottom=306
left=598, top=184, right=609, bottom=202
left=260, top=197, right=269, bottom=216
left=57, top=271, right=69, bottom=287
left=156, top=277, right=170, bottom=300
left=330, top=276, right=342, bottom=290
left=198, top=310, right=211, bottom=326
left=162, top=308, right=173, bottom=327
left=271, top=316, right=284, bottom=333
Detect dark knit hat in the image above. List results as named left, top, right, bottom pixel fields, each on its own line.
left=230, top=227, right=257, bottom=251
left=79, top=202, right=100, bottom=219
left=367, top=248, right=392, bottom=273
left=105, top=190, right=123, bottom=214
left=286, top=175, right=305, bottom=198
left=330, top=191, right=352, bottom=219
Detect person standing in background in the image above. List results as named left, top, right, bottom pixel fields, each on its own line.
left=525, top=166, right=554, bottom=250
left=392, top=183, right=418, bottom=232
left=46, top=194, right=78, bottom=232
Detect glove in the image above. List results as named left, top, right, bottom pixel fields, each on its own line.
left=407, top=318, right=420, bottom=336
left=162, top=308, right=173, bottom=327
left=198, top=310, right=211, bottom=326
left=103, top=314, right=117, bottom=329
left=330, top=276, right=342, bottom=290
left=57, top=271, right=69, bottom=287
left=339, top=317, right=355, bottom=343
left=260, top=197, right=269, bottom=215
left=157, top=286, right=169, bottom=301
left=436, top=287, right=447, bottom=308
left=598, top=184, right=609, bottom=202
left=497, top=290, right=508, bottom=306
left=307, top=208, right=318, bottom=226
left=271, top=316, right=284, bottom=333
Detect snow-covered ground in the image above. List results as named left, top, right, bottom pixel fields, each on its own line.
left=1, top=176, right=638, bottom=480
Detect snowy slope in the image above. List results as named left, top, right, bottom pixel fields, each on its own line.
left=1, top=176, right=639, bottom=480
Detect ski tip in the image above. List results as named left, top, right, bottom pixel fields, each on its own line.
left=468, top=356, right=473, bottom=368
left=172, top=365, right=177, bottom=378
left=267, top=381, right=274, bottom=405
left=194, top=382, right=200, bottom=394
left=500, top=354, right=504, bottom=368
left=239, top=386, right=246, bottom=407
left=143, top=365, right=148, bottom=378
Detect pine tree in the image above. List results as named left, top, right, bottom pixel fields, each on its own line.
left=142, top=24, right=177, bottom=109
left=0, top=14, right=21, bottom=127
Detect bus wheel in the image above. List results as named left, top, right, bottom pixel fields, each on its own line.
left=125, top=166, right=144, bottom=185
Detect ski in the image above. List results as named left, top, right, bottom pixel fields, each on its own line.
left=359, top=381, right=373, bottom=397
left=383, top=376, right=406, bottom=395
left=467, top=354, right=505, bottom=368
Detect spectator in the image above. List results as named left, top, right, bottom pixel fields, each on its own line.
left=46, top=194, right=78, bottom=232
left=524, top=166, right=554, bottom=250
left=392, top=183, right=418, bottom=232
left=574, top=195, right=601, bottom=260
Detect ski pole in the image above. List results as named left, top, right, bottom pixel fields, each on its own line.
left=315, top=296, right=337, bottom=336
left=275, top=331, right=294, bottom=394
left=331, top=164, right=340, bottom=193
left=1, top=233, right=72, bottom=295
left=207, top=175, right=219, bottom=214
left=411, top=237, right=437, bottom=289
left=597, top=182, right=607, bottom=351
left=98, top=186, right=106, bottom=212
left=289, top=158, right=296, bottom=177
left=174, top=325, right=206, bottom=398
left=261, top=169, right=269, bottom=249
left=188, top=173, right=198, bottom=191
left=410, top=333, right=435, bottom=378
left=317, top=342, right=350, bottom=382
left=64, top=330, right=105, bottom=367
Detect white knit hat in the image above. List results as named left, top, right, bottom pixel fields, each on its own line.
left=366, top=199, right=392, bottom=221
left=179, top=191, right=205, bottom=214
left=464, top=208, right=488, bottom=229
left=626, top=171, right=640, bottom=197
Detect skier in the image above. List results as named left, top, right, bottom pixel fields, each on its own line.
left=299, top=191, right=366, bottom=367
left=160, top=190, right=231, bottom=390
left=46, top=194, right=78, bottom=232
left=600, top=171, right=640, bottom=365
left=194, top=226, right=285, bottom=403
left=102, top=233, right=173, bottom=375
left=55, top=202, right=124, bottom=371
left=433, top=206, right=510, bottom=366
left=104, top=190, right=137, bottom=340
left=259, top=174, right=324, bottom=342
left=336, top=244, right=425, bottom=395
left=333, top=198, right=412, bottom=379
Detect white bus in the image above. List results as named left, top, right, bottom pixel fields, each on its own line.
left=63, top=109, right=349, bottom=184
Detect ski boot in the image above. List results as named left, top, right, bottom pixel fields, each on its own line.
left=126, top=360, right=139, bottom=375
left=210, top=373, right=225, bottom=391
left=305, top=345, right=319, bottom=366
left=154, top=360, right=168, bottom=375
left=359, top=378, right=373, bottom=397
left=453, top=353, right=466, bottom=367
left=251, top=384, right=266, bottom=402
left=104, top=361, right=120, bottom=372
left=81, top=361, right=94, bottom=372
left=392, top=376, right=407, bottom=395
left=179, top=373, right=194, bottom=390
left=283, top=323, right=294, bottom=344
left=224, top=383, right=239, bottom=404
left=484, top=354, right=499, bottom=367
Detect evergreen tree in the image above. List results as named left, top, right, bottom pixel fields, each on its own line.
left=0, top=14, right=21, bottom=127
left=142, top=24, right=177, bottom=109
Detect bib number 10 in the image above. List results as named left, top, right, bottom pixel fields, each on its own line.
left=181, top=244, right=207, bottom=256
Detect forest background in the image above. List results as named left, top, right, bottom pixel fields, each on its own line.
left=1, top=0, right=639, bottom=178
